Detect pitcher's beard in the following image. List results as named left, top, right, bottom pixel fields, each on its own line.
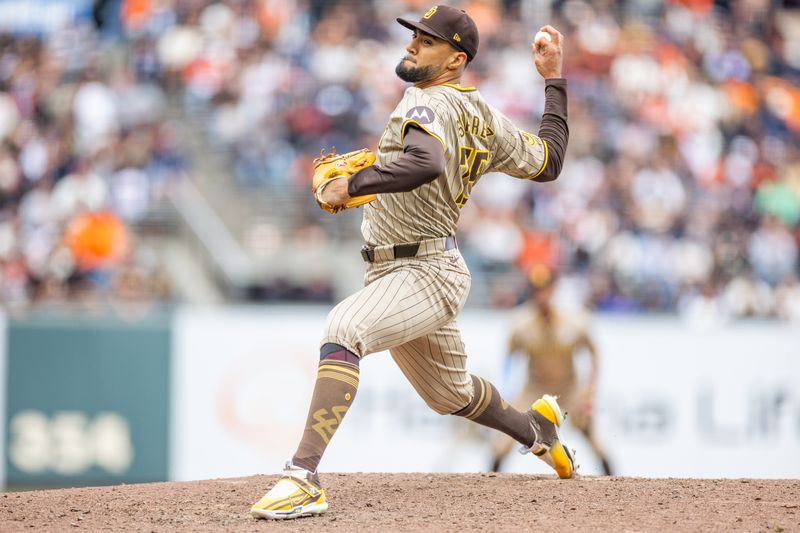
left=395, top=60, right=435, bottom=83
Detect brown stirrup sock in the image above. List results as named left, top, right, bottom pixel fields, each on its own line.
left=453, top=375, right=537, bottom=448
left=292, top=343, right=360, bottom=472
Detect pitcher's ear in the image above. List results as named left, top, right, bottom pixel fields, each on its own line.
left=447, top=51, right=468, bottom=71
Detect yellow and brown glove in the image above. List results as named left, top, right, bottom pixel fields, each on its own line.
left=312, top=148, right=377, bottom=214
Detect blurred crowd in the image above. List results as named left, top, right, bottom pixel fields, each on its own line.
left=124, top=0, right=797, bottom=320
left=0, top=10, right=182, bottom=309
left=3, top=0, right=799, bottom=322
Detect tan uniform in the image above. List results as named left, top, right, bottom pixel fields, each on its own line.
left=322, top=84, right=548, bottom=414
left=491, top=304, right=594, bottom=458
left=362, top=84, right=548, bottom=246
left=511, top=306, right=590, bottom=386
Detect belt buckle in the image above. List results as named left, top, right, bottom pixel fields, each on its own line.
left=360, top=246, right=374, bottom=262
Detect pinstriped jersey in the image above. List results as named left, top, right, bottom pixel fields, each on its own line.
left=362, top=83, right=549, bottom=246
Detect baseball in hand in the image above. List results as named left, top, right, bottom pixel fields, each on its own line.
left=534, top=31, right=552, bottom=45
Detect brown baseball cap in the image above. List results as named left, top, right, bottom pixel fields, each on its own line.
left=397, top=5, right=479, bottom=62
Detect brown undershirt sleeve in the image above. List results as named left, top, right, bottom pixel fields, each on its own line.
left=535, top=78, right=569, bottom=182
left=347, top=126, right=445, bottom=196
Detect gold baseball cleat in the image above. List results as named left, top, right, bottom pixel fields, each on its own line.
left=251, top=462, right=329, bottom=520
left=520, top=394, right=578, bottom=479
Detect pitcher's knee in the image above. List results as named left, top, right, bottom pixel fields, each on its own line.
left=321, top=312, right=365, bottom=357
left=422, top=388, right=474, bottom=416
left=451, top=375, right=494, bottom=420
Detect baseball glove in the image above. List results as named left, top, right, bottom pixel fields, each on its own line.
left=312, top=148, right=377, bottom=214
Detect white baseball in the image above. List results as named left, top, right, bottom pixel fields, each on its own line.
left=534, top=31, right=552, bottom=45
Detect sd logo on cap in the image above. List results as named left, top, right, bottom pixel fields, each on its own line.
left=397, top=5, right=479, bottom=62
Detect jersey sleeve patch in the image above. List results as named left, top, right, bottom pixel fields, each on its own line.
left=405, top=106, right=436, bottom=125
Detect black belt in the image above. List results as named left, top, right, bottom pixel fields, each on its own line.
left=361, top=236, right=457, bottom=263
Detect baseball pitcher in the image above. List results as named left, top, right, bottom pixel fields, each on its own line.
left=252, top=5, right=573, bottom=520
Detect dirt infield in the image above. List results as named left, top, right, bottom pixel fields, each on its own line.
left=1, top=474, right=798, bottom=532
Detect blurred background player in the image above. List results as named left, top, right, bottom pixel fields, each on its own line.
left=490, top=265, right=613, bottom=475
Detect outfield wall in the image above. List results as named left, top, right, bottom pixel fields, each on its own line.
left=2, top=307, right=799, bottom=488
left=2, top=312, right=171, bottom=489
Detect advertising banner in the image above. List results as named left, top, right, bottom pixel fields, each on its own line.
left=172, top=307, right=800, bottom=480
left=5, top=313, right=171, bottom=488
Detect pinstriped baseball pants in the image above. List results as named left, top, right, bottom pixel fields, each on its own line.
left=321, top=244, right=473, bottom=414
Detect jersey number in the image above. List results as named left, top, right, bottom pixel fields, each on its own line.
left=455, top=146, right=490, bottom=207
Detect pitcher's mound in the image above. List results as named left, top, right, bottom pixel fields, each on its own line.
left=2, top=474, right=798, bottom=532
